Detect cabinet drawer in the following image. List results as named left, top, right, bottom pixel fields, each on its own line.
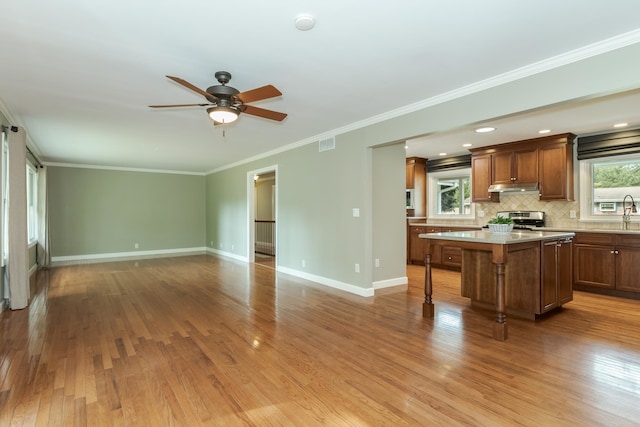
left=409, top=226, right=427, bottom=235
left=574, top=232, right=616, bottom=245
left=616, top=234, right=640, bottom=247
left=442, top=246, right=462, bottom=266
left=422, top=226, right=442, bottom=234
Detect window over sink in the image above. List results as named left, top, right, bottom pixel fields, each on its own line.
left=579, top=154, right=640, bottom=222
left=427, top=168, right=474, bottom=220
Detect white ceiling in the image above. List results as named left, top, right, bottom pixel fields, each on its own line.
left=1, top=0, right=640, bottom=173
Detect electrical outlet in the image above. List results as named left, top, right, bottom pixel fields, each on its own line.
left=375, top=259, right=380, bottom=268
left=352, top=208, right=360, bottom=217
left=134, top=243, right=139, bottom=249
left=302, top=259, right=306, bottom=268
left=570, top=210, right=577, bottom=218
left=210, top=240, right=213, bottom=246
left=477, top=210, right=485, bottom=218
left=231, top=244, right=234, bottom=250
left=355, top=263, right=360, bottom=273
left=219, top=242, right=222, bottom=248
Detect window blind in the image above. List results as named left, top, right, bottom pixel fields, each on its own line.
left=426, top=154, right=471, bottom=172
left=577, top=129, right=640, bottom=160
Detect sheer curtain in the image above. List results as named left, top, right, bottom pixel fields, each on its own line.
left=7, top=126, right=28, bottom=309
left=37, top=166, right=50, bottom=267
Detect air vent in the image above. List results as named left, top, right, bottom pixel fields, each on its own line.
left=318, top=137, right=335, bottom=152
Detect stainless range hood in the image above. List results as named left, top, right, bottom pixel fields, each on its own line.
left=488, top=182, right=540, bottom=193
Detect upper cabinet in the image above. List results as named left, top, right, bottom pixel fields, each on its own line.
left=469, top=133, right=575, bottom=202
left=406, top=157, right=427, bottom=217
left=470, top=154, right=499, bottom=203
left=538, top=137, right=575, bottom=200
left=491, top=146, right=538, bottom=186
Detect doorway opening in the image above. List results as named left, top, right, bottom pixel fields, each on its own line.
left=248, top=166, right=277, bottom=269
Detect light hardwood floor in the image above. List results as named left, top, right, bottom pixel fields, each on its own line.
left=1, top=255, right=640, bottom=426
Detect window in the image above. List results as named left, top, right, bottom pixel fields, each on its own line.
left=427, top=168, right=474, bottom=219
left=27, top=164, right=37, bottom=244
left=579, top=154, right=640, bottom=221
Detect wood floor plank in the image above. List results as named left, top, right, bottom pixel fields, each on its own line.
left=2, top=255, right=640, bottom=426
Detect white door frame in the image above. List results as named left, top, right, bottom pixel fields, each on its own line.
left=247, top=165, right=278, bottom=263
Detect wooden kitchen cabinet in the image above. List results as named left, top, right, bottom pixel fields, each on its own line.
left=471, top=154, right=499, bottom=202
left=541, top=238, right=573, bottom=313
left=539, top=139, right=574, bottom=200
left=406, top=157, right=427, bottom=216
left=573, top=232, right=640, bottom=295
left=408, top=225, right=479, bottom=267
left=469, top=133, right=575, bottom=201
left=615, top=234, right=640, bottom=293
left=491, top=146, right=538, bottom=186
left=408, top=225, right=441, bottom=265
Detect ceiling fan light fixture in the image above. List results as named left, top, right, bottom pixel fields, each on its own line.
left=207, top=106, right=239, bottom=124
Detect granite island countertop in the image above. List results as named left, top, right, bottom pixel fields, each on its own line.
left=419, top=230, right=575, bottom=244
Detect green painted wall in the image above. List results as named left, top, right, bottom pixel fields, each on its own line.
left=48, top=167, right=205, bottom=256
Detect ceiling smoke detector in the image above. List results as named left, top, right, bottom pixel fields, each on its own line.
left=295, top=14, right=315, bottom=31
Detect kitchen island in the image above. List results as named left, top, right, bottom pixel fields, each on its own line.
left=420, top=230, right=575, bottom=340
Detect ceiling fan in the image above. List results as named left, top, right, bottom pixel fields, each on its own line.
left=149, top=71, right=287, bottom=124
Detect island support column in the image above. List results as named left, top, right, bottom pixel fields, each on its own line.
left=492, top=246, right=508, bottom=341
left=423, top=252, right=434, bottom=317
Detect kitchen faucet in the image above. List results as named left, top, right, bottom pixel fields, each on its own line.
left=622, top=194, right=637, bottom=230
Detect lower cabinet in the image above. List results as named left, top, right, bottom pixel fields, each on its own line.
left=408, top=225, right=441, bottom=264
left=541, top=238, right=573, bottom=313
left=407, top=225, right=479, bottom=267
left=573, top=232, right=640, bottom=295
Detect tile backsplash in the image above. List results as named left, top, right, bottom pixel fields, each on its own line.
left=475, top=193, right=637, bottom=231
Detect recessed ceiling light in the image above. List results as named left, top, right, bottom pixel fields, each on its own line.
left=439, top=152, right=447, bottom=156
left=462, top=143, right=472, bottom=147
left=475, top=127, right=495, bottom=133
left=295, top=14, right=315, bottom=31
left=538, top=129, right=551, bottom=134
left=613, top=122, right=628, bottom=128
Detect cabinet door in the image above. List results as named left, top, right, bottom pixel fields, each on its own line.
left=513, top=148, right=538, bottom=184
left=615, top=246, right=640, bottom=293
left=408, top=226, right=426, bottom=264
left=491, top=151, right=514, bottom=185
left=541, top=240, right=559, bottom=312
left=539, top=143, right=572, bottom=200
left=557, top=240, right=573, bottom=305
left=471, top=154, right=499, bottom=202
left=573, top=244, right=616, bottom=289
left=406, top=160, right=415, bottom=189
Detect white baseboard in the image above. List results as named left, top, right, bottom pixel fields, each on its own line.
left=50, top=247, right=208, bottom=266
left=373, top=276, right=408, bottom=291
left=277, top=266, right=375, bottom=297
left=206, top=247, right=248, bottom=262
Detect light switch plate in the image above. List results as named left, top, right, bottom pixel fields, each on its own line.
left=352, top=208, right=360, bottom=217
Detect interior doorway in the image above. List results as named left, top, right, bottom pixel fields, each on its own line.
left=248, top=166, right=277, bottom=268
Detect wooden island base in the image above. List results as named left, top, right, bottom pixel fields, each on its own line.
left=420, top=230, right=574, bottom=341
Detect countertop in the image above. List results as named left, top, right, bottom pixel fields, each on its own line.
left=419, top=230, right=575, bottom=244
left=410, top=222, right=640, bottom=234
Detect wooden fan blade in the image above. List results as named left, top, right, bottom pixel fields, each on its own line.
left=149, top=103, right=210, bottom=108
left=243, top=105, right=287, bottom=121
left=166, top=75, right=215, bottom=100
left=236, top=85, right=282, bottom=104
